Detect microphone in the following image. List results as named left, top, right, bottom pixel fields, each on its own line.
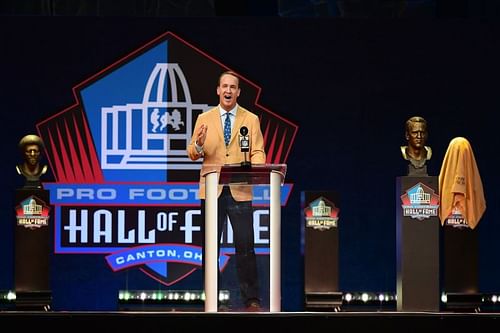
left=239, top=126, right=251, bottom=167
left=239, top=126, right=249, bottom=152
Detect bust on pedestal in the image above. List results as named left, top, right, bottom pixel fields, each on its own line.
left=396, top=116, right=440, bottom=311
left=16, top=134, right=47, bottom=189
left=14, top=134, right=51, bottom=309
left=400, top=116, right=432, bottom=176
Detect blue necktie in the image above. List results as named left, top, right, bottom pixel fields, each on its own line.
left=223, top=112, right=231, bottom=146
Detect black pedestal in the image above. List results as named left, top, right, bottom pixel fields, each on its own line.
left=14, top=188, right=52, bottom=309
left=303, top=191, right=341, bottom=310
left=442, top=226, right=480, bottom=310
left=396, top=176, right=440, bottom=311
left=444, top=227, right=478, bottom=293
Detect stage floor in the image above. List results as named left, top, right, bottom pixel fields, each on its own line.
left=1, top=310, right=499, bottom=330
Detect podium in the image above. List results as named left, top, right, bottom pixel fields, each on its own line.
left=14, top=188, right=52, bottom=309
left=203, top=163, right=286, bottom=312
left=396, top=176, right=440, bottom=311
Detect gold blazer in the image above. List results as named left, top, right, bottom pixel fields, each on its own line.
left=187, top=106, right=266, bottom=201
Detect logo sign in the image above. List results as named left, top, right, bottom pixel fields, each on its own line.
left=304, top=196, right=339, bottom=230
left=444, top=209, right=468, bottom=228
left=37, top=32, right=298, bottom=286
left=400, top=182, right=439, bottom=220
left=15, top=195, right=50, bottom=229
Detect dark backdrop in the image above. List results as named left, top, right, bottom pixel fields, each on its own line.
left=1, top=16, right=499, bottom=311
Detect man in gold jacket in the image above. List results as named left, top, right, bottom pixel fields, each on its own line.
left=187, top=71, right=266, bottom=311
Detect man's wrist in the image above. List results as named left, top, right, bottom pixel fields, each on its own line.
left=195, top=141, right=203, bottom=154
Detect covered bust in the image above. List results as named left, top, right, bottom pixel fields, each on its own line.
left=438, top=137, right=486, bottom=229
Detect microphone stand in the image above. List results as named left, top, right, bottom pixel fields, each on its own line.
left=241, top=151, right=251, bottom=168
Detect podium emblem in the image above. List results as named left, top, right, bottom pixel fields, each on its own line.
left=305, top=196, right=339, bottom=230
left=400, top=182, right=439, bottom=220
left=15, top=195, right=50, bottom=229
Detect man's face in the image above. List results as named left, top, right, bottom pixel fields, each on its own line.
left=217, top=74, right=240, bottom=111
left=24, top=144, right=40, bottom=166
left=407, top=122, right=427, bottom=148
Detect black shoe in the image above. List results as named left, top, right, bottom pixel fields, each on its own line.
left=245, top=300, right=262, bottom=312
left=218, top=304, right=231, bottom=312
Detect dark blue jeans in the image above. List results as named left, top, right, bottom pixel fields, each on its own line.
left=201, top=186, right=260, bottom=306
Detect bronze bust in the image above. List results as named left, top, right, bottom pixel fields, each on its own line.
left=16, top=134, right=48, bottom=188
left=400, top=116, right=432, bottom=176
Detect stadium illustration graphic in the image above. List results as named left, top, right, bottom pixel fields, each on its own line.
left=101, top=63, right=209, bottom=171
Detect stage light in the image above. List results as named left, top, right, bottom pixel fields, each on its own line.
left=0, top=290, right=16, bottom=304
left=441, top=293, right=448, bottom=303
left=7, top=291, right=16, bottom=301
left=117, top=290, right=230, bottom=311
left=118, top=291, right=131, bottom=300
left=339, top=292, right=397, bottom=311
left=0, top=291, right=51, bottom=310
left=219, top=291, right=230, bottom=302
